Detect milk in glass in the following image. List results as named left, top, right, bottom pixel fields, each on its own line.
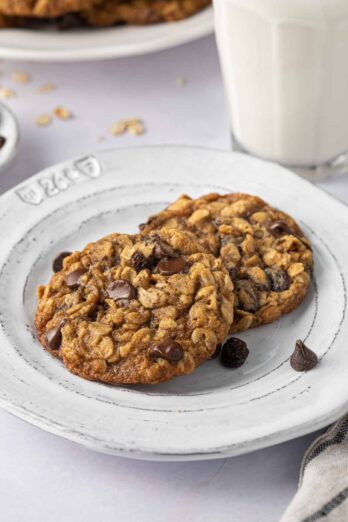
left=214, top=0, right=348, bottom=178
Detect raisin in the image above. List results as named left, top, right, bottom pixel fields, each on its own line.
left=131, top=251, right=150, bottom=272
left=220, top=337, right=249, bottom=368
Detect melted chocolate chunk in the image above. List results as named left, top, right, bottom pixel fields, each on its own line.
left=220, top=337, right=249, bottom=368
left=243, top=206, right=263, bottom=220
left=157, top=257, right=186, bottom=276
left=290, top=340, right=318, bottom=372
left=267, top=220, right=294, bottom=237
left=151, top=236, right=177, bottom=259
left=265, top=267, right=290, bottom=292
left=46, top=320, right=65, bottom=350
left=107, top=280, right=136, bottom=300
left=150, top=340, right=183, bottom=362
left=66, top=268, right=87, bottom=289
left=52, top=251, right=72, bottom=273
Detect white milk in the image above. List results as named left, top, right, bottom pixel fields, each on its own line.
left=214, top=0, right=348, bottom=170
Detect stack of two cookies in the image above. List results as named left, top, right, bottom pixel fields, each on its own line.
left=35, top=193, right=313, bottom=385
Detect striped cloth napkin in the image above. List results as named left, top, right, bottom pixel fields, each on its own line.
left=281, top=416, right=348, bottom=522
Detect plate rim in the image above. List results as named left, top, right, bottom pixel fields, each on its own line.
left=1, top=145, right=348, bottom=461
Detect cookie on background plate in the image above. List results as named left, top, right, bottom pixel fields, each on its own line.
left=0, top=0, right=211, bottom=27
left=80, top=0, right=211, bottom=27
left=0, top=0, right=98, bottom=17
left=140, top=193, right=313, bottom=333
left=35, top=228, right=233, bottom=385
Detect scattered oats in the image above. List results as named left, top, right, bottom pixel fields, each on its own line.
left=54, top=106, right=73, bottom=120
left=176, top=76, right=187, bottom=86
left=0, top=87, right=15, bottom=99
left=128, top=120, right=145, bottom=136
left=109, top=120, right=127, bottom=136
left=109, top=117, right=145, bottom=137
left=124, top=117, right=142, bottom=125
left=36, top=82, right=55, bottom=94
left=35, top=113, right=52, bottom=127
left=12, top=71, right=31, bottom=84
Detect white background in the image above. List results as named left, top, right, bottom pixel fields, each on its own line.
left=0, top=34, right=347, bottom=522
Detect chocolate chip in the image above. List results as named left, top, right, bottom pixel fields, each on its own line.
left=46, top=320, right=65, bottom=350
left=267, top=220, right=294, bottom=237
left=211, top=343, right=222, bottom=359
left=0, top=136, right=6, bottom=150
left=265, top=267, right=290, bottom=292
left=107, top=280, right=137, bottom=300
left=131, top=251, right=150, bottom=272
left=151, top=236, right=177, bottom=259
left=52, top=251, right=72, bottom=273
left=157, top=257, right=186, bottom=276
left=220, top=337, right=249, bottom=368
left=243, top=206, right=262, bottom=220
left=150, top=340, right=183, bottom=362
left=236, top=280, right=260, bottom=313
left=290, top=340, right=318, bottom=372
left=66, top=268, right=87, bottom=289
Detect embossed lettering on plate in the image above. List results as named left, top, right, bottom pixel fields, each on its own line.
left=15, top=185, right=44, bottom=206
left=74, top=156, right=102, bottom=179
left=16, top=155, right=102, bottom=205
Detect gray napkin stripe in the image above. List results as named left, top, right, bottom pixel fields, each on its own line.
left=303, top=418, right=348, bottom=467
left=301, top=486, right=348, bottom=522
left=281, top=415, right=348, bottom=522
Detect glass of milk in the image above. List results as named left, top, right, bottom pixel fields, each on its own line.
left=214, top=0, right=348, bottom=180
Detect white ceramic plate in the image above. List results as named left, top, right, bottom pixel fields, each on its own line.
left=0, top=7, right=213, bottom=61
left=0, top=146, right=347, bottom=461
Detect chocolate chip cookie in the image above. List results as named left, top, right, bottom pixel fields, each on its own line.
left=140, top=193, right=313, bottom=332
left=80, top=0, right=211, bottom=26
left=35, top=228, right=233, bottom=384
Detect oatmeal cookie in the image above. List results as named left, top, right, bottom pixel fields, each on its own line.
left=140, top=193, right=313, bottom=332
left=80, top=0, right=211, bottom=27
left=35, top=228, right=233, bottom=384
left=0, top=0, right=99, bottom=18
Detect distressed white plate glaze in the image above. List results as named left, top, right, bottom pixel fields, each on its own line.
left=0, top=146, right=347, bottom=461
left=0, top=7, right=212, bottom=61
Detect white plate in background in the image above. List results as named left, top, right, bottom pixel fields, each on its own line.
left=0, top=7, right=213, bottom=61
left=0, top=103, right=19, bottom=172
left=0, top=146, right=347, bottom=460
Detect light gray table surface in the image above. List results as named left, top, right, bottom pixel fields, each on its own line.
left=0, top=35, right=347, bottom=522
